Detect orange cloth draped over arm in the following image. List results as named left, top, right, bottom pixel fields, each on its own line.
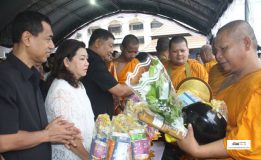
left=204, top=59, right=217, bottom=73
left=216, top=69, right=261, bottom=160
left=107, top=61, right=118, bottom=81
left=116, top=58, right=140, bottom=84
left=107, top=58, right=139, bottom=114
left=164, top=59, right=209, bottom=88
left=107, top=58, right=140, bottom=83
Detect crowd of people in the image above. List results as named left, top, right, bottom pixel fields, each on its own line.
left=0, top=10, right=260, bottom=160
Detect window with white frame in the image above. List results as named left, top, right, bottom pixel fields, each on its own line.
left=137, top=36, right=144, bottom=44
left=129, top=22, right=143, bottom=31
left=151, top=20, right=163, bottom=29
left=108, top=24, right=122, bottom=34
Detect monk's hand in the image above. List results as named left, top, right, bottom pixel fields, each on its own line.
left=44, top=116, right=76, bottom=144
left=177, top=124, right=200, bottom=156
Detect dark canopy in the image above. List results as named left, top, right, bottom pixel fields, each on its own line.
left=0, top=0, right=233, bottom=47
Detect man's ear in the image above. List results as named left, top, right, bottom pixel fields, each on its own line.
left=21, top=31, right=32, bottom=46
left=94, top=39, right=103, bottom=48
left=63, top=57, right=70, bottom=68
left=243, top=36, right=251, bottom=50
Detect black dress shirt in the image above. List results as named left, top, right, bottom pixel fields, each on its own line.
left=0, top=53, right=51, bottom=160
left=81, top=49, right=118, bottom=118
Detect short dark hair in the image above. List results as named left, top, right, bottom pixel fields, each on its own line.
left=88, top=28, right=114, bottom=47
left=156, top=37, right=169, bottom=52
left=169, top=36, right=188, bottom=49
left=47, top=39, right=86, bottom=88
left=121, top=34, right=139, bottom=48
left=12, top=11, right=51, bottom=43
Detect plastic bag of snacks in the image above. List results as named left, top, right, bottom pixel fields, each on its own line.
left=107, top=132, right=133, bottom=160
left=129, top=129, right=150, bottom=159
left=90, top=114, right=111, bottom=160
left=90, top=114, right=152, bottom=160
left=111, top=114, right=144, bottom=133
left=90, top=138, right=107, bottom=159
left=107, top=131, right=150, bottom=160
left=125, top=55, right=187, bottom=139
left=124, top=99, right=161, bottom=141
left=95, top=114, right=111, bottom=139
left=124, top=100, right=148, bottom=119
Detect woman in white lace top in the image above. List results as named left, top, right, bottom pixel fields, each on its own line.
left=45, top=39, right=95, bottom=160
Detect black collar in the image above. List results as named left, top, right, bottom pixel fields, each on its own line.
left=87, top=48, right=104, bottom=61
left=7, top=52, right=39, bottom=82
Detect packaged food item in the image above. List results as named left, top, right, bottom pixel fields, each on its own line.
left=90, top=114, right=111, bottom=160
left=90, top=138, right=108, bottom=160
left=138, top=111, right=185, bottom=140
left=111, top=114, right=144, bottom=133
left=129, top=129, right=150, bottom=159
left=146, top=125, right=161, bottom=141
left=106, top=139, right=116, bottom=160
left=124, top=100, right=148, bottom=118
left=92, top=112, right=158, bottom=159
left=132, top=139, right=150, bottom=160
left=96, top=114, right=111, bottom=139
left=110, top=133, right=133, bottom=160
left=129, top=129, right=146, bottom=141
left=177, top=91, right=202, bottom=107
left=164, top=134, right=176, bottom=143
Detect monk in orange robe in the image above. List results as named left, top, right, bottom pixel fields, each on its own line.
left=108, top=34, right=140, bottom=84
left=162, top=36, right=208, bottom=160
left=199, top=44, right=217, bottom=73
left=108, top=34, right=140, bottom=114
left=164, top=36, right=208, bottom=89
left=108, top=58, right=139, bottom=84
left=177, top=20, right=261, bottom=160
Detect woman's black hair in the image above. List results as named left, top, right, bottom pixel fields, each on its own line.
left=46, top=39, right=86, bottom=88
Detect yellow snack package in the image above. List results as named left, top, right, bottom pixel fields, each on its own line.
left=164, top=133, right=176, bottom=143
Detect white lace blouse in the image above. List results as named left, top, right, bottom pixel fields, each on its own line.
left=45, top=79, right=95, bottom=160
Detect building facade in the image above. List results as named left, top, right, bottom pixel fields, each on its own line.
left=70, top=13, right=207, bottom=54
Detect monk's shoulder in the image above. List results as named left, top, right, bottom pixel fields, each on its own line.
left=132, top=58, right=140, bottom=63
left=188, top=59, right=203, bottom=66
left=188, top=59, right=206, bottom=71
left=243, top=69, right=261, bottom=91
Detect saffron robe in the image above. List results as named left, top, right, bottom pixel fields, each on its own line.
left=216, top=69, right=261, bottom=160
left=108, top=58, right=140, bottom=84
left=164, top=59, right=208, bottom=89
left=204, top=59, right=217, bottom=73
left=209, top=64, right=230, bottom=97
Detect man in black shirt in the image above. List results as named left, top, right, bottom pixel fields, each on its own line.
left=0, top=11, right=79, bottom=160
left=82, top=29, right=132, bottom=118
